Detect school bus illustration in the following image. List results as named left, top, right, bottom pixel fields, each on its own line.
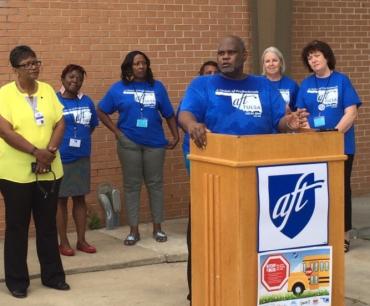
left=287, top=254, right=330, bottom=295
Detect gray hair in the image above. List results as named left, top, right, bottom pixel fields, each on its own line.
left=261, top=46, right=286, bottom=75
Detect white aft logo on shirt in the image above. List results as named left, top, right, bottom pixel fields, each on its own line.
left=123, top=90, right=156, bottom=108
left=308, top=86, right=338, bottom=108
left=279, top=89, right=290, bottom=104
left=215, top=89, right=262, bottom=117
left=64, top=107, right=92, bottom=126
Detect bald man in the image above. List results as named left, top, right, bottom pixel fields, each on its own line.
left=179, top=35, right=307, bottom=148
left=178, top=35, right=308, bottom=304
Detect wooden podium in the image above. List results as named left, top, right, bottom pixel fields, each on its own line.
left=189, top=132, right=346, bottom=306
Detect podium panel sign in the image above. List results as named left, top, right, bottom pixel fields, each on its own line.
left=258, top=246, right=333, bottom=306
left=257, top=163, right=329, bottom=252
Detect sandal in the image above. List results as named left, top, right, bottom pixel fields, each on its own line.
left=59, top=245, right=75, bottom=256
left=344, top=239, right=350, bottom=253
left=124, top=233, right=140, bottom=246
left=76, top=242, right=97, bottom=254
left=153, top=230, right=167, bottom=243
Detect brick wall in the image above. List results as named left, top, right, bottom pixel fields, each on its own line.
left=1, top=0, right=369, bottom=238
left=0, top=0, right=251, bottom=236
left=290, top=0, right=370, bottom=193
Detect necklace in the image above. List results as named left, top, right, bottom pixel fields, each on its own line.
left=132, top=83, right=147, bottom=113
left=314, top=72, right=332, bottom=113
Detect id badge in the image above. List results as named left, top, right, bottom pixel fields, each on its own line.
left=69, top=138, right=81, bottom=148
left=34, top=112, right=44, bottom=126
left=136, top=118, right=148, bottom=128
left=313, top=116, right=326, bottom=128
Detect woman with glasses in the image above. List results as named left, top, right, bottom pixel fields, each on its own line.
left=56, top=64, right=99, bottom=256
left=296, top=40, right=361, bottom=253
left=97, top=50, right=179, bottom=246
left=0, top=45, right=69, bottom=298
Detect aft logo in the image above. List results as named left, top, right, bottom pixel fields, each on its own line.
left=215, top=89, right=262, bottom=117
left=258, top=163, right=329, bottom=252
left=269, top=173, right=325, bottom=239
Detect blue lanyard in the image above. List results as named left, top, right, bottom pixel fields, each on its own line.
left=133, top=84, right=146, bottom=113
left=25, top=96, right=38, bottom=114
left=314, top=73, right=332, bottom=114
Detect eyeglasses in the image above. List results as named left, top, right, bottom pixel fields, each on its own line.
left=16, top=60, right=42, bottom=69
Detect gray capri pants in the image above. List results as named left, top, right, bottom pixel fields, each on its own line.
left=116, top=133, right=165, bottom=226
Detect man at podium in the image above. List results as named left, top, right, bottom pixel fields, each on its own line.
left=178, top=35, right=308, bottom=305
left=178, top=35, right=307, bottom=148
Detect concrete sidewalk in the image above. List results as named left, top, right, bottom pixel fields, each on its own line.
left=345, top=194, right=370, bottom=306
left=0, top=218, right=189, bottom=283
left=0, top=196, right=369, bottom=305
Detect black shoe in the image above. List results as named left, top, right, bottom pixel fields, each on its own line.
left=345, top=239, right=350, bottom=253
left=10, top=289, right=27, bottom=298
left=44, top=281, right=70, bottom=291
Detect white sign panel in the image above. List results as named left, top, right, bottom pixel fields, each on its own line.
left=258, top=163, right=329, bottom=252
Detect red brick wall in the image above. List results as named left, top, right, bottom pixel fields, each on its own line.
left=1, top=0, right=369, bottom=238
left=290, top=0, right=370, bottom=193
left=0, top=0, right=251, bottom=236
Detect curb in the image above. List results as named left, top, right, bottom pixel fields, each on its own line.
left=0, top=253, right=188, bottom=283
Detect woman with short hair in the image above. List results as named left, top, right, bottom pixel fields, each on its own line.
left=297, top=40, right=361, bottom=253
left=0, top=45, right=69, bottom=298
left=56, top=64, right=99, bottom=256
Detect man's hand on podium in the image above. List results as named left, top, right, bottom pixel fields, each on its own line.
left=284, top=108, right=310, bottom=132
left=188, top=121, right=208, bottom=149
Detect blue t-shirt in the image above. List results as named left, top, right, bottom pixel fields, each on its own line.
left=266, top=75, right=299, bottom=111
left=98, top=80, right=174, bottom=148
left=58, top=92, right=99, bottom=163
left=179, top=74, right=286, bottom=154
left=176, top=99, right=191, bottom=169
left=296, top=71, right=361, bottom=154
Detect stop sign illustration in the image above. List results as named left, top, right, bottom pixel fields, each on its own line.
left=261, top=255, right=290, bottom=291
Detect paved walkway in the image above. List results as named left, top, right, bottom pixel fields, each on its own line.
left=0, top=195, right=369, bottom=305
left=345, top=194, right=370, bottom=306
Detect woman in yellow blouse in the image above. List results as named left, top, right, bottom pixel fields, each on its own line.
left=0, top=45, right=69, bottom=298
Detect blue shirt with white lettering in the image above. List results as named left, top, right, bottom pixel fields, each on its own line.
left=98, top=80, right=174, bottom=148
left=266, top=75, right=299, bottom=111
left=58, top=92, right=99, bottom=163
left=179, top=74, right=286, bottom=154
left=296, top=71, right=361, bottom=154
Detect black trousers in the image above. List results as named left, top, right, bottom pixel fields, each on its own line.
left=0, top=179, right=65, bottom=292
left=345, top=154, right=354, bottom=232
